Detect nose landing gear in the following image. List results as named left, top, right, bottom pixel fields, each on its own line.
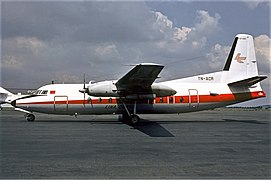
left=130, top=114, right=140, bottom=125
left=25, top=113, right=35, bottom=122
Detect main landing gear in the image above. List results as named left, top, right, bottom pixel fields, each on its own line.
left=25, top=113, right=35, bottom=122
left=120, top=100, right=141, bottom=125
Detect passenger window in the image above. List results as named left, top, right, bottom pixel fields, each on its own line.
left=169, top=97, right=173, bottom=103
left=87, top=98, right=92, bottom=103
left=160, top=97, right=163, bottom=103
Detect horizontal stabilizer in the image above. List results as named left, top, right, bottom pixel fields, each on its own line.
left=228, top=75, right=267, bottom=87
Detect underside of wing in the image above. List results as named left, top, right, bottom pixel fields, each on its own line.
left=116, top=63, right=164, bottom=95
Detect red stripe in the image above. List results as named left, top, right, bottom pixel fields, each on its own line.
left=16, top=91, right=266, bottom=105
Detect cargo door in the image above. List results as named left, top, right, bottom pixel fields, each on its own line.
left=54, top=96, right=68, bottom=111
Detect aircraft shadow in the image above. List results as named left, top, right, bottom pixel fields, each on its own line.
left=33, top=119, right=265, bottom=138
left=36, top=119, right=174, bottom=137
left=37, top=120, right=121, bottom=124
left=223, top=119, right=267, bottom=124
left=128, top=119, right=175, bottom=137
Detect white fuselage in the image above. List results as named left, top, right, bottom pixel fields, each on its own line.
left=14, top=72, right=265, bottom=116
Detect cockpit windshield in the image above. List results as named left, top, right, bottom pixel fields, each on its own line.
left=33, top=90, right=48, bottom=95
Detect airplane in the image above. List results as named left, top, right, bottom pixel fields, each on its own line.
left=0, top=34, right=267, bottom=125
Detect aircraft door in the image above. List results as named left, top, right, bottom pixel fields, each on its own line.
left=54, top=96, right=68, bottom=111
left=188, top=89, right=199, bottom=109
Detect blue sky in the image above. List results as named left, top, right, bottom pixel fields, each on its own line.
left=1, top=1, right=270, bottom=106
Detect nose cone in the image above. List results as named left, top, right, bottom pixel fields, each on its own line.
left=11, top=100, right=16, bottom=107
left=172, top=90, right=177, bottom=95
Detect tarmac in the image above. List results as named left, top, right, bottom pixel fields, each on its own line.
left=0, top=110, right=270, bottom=179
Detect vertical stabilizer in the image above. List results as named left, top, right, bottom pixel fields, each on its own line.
left=222, top=34, right=259, bottom=83
left=0, top=87, right=14, bottom=96
left=0, top=87, right=14, bottom=104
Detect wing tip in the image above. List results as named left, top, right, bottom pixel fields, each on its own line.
left=137, top=63, right=164, bottom=67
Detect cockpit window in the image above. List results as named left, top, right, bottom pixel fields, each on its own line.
left=33, top=90, right=48, bottom=95
left=33, top=90, right=42, bottom=94
left=41, top=90, right=48, bottom=95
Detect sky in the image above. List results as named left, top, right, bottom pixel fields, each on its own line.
left=1, top=0, right=270, bottom=106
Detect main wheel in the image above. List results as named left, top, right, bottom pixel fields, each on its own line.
left=130, top=114, right=140, bottom=125
left=26, top=114, right=35, bottom=122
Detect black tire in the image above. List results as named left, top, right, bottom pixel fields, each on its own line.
left=26, top=114, right=35, bottom=122
left=130, top=114, right=140, bottom=125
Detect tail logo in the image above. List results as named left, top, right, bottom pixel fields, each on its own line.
left=234, top=53, right=246, bottom=63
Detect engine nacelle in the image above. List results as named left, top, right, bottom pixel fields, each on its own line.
left=87, top=81, right=176, bottom=98
left=151, top=83, right=177, bottom=97
left=87, top=81, right=118, bottom=97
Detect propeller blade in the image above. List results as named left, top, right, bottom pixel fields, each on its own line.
left=83, top=73, right=86, bottom=90
left=83, top=73, right=86, bottom=107
left=83, top=91, right=85, bottom=107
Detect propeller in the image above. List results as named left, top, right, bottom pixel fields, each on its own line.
left=79, top=73, right=88, bottom=107
left=83, top=73, right=86, bottom=107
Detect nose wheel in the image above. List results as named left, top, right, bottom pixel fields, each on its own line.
left=130, top=114, right=140, bottom=125
left=25, top=113, right=35, bottom=122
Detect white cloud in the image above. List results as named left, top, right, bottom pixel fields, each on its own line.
left=1, top=55, right=23, bottom=69
left=95, top=44, right=120, bottom=61
left=206, top=44, right=230, bottom=70
left=155, top=11, right=173, bottom=29
left=3, top=37, right=46, bottom=56
left=153, top=11, right=192, bottom=43
left=242, top=0, right=270, bottom=10
left=53, top=74, right=81, bottom=84
left=174, top=27, right=192, bottom=42
left=254, top=34, right=271, bottom=84
left=15, top=37, right=46, bottom=54
left=152, top=9, right=221, bottom=58
left=193, top=10, right=221, bottom=36
left=254, top=34, right=271, bottom=65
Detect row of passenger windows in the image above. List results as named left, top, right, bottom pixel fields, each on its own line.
left=87, top=97, right=184, bottom=103
left=90, top=98, right=113, bottom=103
left=156, top=97, right=184, bottom=103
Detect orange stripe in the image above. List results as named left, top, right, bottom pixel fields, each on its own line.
left=17, top=91, right=265, bottom=105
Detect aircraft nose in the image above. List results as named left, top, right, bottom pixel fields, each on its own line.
left=11, top=100, right=16, bottom=107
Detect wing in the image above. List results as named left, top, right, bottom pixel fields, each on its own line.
left=116, top=63, right=164, bottom=96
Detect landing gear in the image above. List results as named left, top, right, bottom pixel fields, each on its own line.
left=130, top=114, right=140, bottom=125
left=25, top=113, right=35, bottom=122
left=120, top=99, right=141, bottom=125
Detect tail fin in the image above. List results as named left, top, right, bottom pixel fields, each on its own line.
left=0, top=87, right=14, bottom=104
left=222, top=34, right=267, bottom=85
left=0, top=87, right=14, bottom=96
